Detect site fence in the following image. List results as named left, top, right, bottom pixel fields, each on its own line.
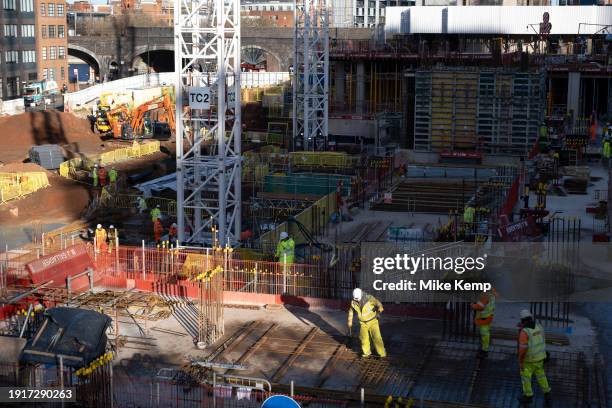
left=59, top=141, right=161, bottom=179
left=94, top=245, right=353, bottom=300
left=0, top=171, right=50, bottom=204
left=0, top=361, right=346, bottom=408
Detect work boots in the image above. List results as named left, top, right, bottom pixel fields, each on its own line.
left=517, top=395, right=533, bottom=406
left=544, top=392, right=552, bottom=407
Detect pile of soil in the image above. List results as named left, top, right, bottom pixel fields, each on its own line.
left=0, top=111, right=104, bottom=163
left=0, top=163, right=90, bottom=226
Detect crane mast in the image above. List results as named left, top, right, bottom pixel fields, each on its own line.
left=174, top=0, right=242, bottom=245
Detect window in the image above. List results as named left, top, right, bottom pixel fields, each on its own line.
left=41, top=25, right=47, bottom=38
left=3, top=0, right=15, bottom=10
left=22, top=50, right=35, bottom=63
left=28, top=72, right=37, bottom=80
left=49, top=46, right=56, bottom=60
left=42, top=47, right=47, bottom=60
left=0, top=78, right=3, bottom=99
left=20, top=24, right=35, bottom=37
left=58, top=25, right=64, bottom=38
left=57, top=2, right=63, bottom=15
left=48, top=25, right=55, bottom=38
left=3, top=24, right=17, bottom=37
left=20, top=0, right=32, bottom=11
left=43, top=68, right=48, bottom=80
left=5, top=51, right=18, bottom=64
left=48, top=68, right=55, bottom=80
left=6, top=77, right=19, bottom=97
left=48, top=2, right=54, bottom=16
left=61, top=66, right=65, bottom=80
left=58, top=46, right=65, bottom=59
left=40, top=2, right=44, bottom=15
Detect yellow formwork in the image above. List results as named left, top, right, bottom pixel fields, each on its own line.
left=0, top=171, right=50, bottom=203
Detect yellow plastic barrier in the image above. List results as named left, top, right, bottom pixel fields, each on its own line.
left=0, top=171, right=50, bottom=203
left=58, top=141, right=160, bottom=179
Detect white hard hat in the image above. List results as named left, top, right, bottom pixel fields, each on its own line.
left=110, top=225, right=114, bottom=229
left=171, top=223, right=177, bottom=227
left=520, top=309, right=532, bottom=319
left=156, top=204, right=160, bottom=208
left=280, top=231, right=288, bottom=240
left=97, top=224, right=102, bottom=229
left=352, top=288, right=363, bottom=301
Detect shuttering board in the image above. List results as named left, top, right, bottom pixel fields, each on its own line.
left=414, top=68, right=545, bottom=154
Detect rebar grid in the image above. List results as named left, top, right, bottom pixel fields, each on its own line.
left=207, top=322, right=597, bottom=408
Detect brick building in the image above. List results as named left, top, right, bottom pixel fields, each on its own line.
left=0, top=0, right=38, bottom=100
left=34, top=0, right=68, bottom=86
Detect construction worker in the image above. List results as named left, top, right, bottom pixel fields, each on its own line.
left=463, top=202, right=475, bottom=232
left=471, top=289, right=496, bottom=357
left=94, top=224, right=107, bottom=253
left=153, top=217, right=164, bottom=245
left=109, top=167, right=118, bottom=189
left=98, top=166, right=108, bottom=187
left=107, top=225, right=118, bottom=253
left=168, top=222, right=178, bottom=245
left=91, top=164, right=99, bottom=187
left=517, top=309, right=551, bottom=406
left=275, top=231, right=295, bottom=265
left=538, top=121, right=549, bottom=152
left=348, top=288, right=386, bottom=358
left=136, top=197, right=148, bottom=214
left=603, top=138, right=611, bottom=166
left=150, top=204, right=162, bottom=223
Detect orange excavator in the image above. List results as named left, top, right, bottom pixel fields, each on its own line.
left=125, top=94, right=175, bottom=139
left=106, top=103, right=131, bottom=138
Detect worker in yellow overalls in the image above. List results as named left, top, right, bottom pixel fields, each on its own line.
left=348, top=288, right=386, bottom=358
left=471, top=289, right=496, bottom=358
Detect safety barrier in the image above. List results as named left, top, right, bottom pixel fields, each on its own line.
left=0, top=172, right=50, bottom=204
left=64, top=72, right=290, bottom=110
left=91, top=244, right=351, bottom=300
left=0, top=97, right=25, bottom=115
left=289, top=151, right=354, bottom=168
left=59, top=141, right=161, bottom=180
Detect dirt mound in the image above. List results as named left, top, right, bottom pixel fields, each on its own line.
left=0, top=111, right=103, bottom=163
left=0, top=171, right=90, bottom=226
left=0, top=162, right=49, bottom=173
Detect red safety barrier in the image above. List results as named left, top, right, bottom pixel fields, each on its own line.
left=501, top=176, right=520, bottom=217
left=26, top=244, right=94, bottom=289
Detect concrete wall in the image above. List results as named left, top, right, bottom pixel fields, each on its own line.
left=330, top=118, right=376, bottom=138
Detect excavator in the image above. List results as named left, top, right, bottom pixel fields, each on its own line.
left=106, top=103, right=131, bottom=139
left=123, top=94, right=175, bottom=140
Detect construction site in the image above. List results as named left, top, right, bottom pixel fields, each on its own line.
left=0, top=2, right=611, bottom=408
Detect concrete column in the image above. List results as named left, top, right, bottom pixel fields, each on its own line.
left=356, top=62, right=365, bottom=115
left=567, top=71, right=581, bottom=120
left=334, top=62, right=346, bottom=110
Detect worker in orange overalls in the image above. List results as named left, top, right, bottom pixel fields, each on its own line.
left=95, top=224, right=107, bottom=253
left=153, top=217, right=164, bottom=245
left=98, top=166, right=108, bottom=187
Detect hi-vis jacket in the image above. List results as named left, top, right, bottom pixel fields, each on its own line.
left=348, top=294, right=383, bottom=326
